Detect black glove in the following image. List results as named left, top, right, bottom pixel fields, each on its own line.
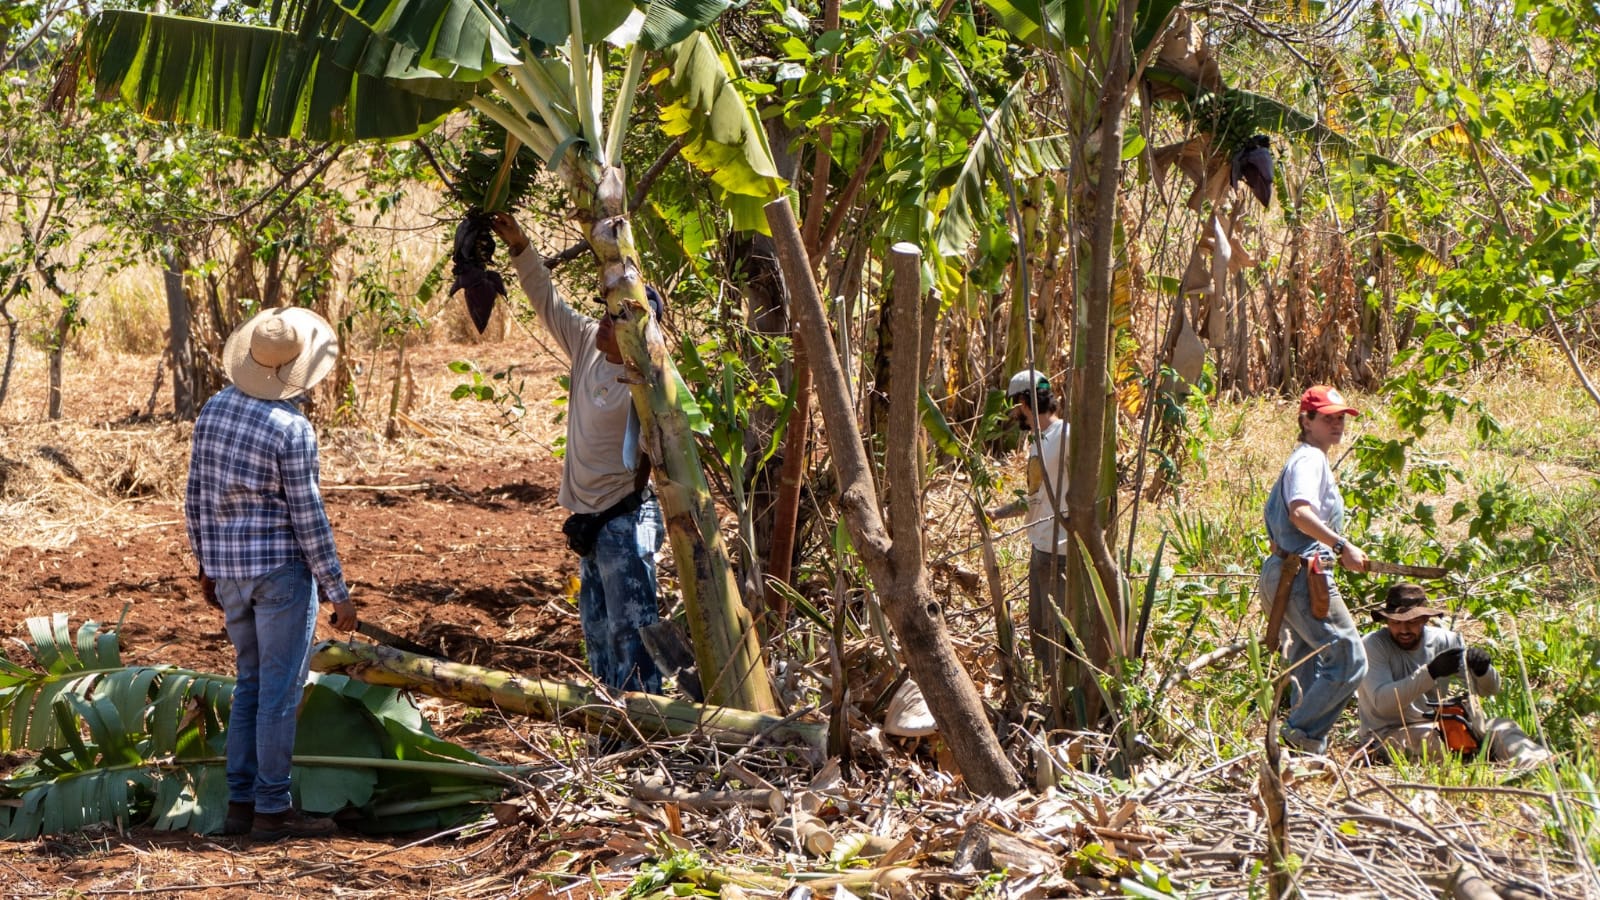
left=1427, top=647, right=1464, bottom=680
left=1465, top=647, right=1492, bottom=677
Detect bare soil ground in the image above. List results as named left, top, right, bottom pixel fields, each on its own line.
left=0, top=335, right=623, bottom=897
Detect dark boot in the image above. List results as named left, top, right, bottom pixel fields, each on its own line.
left=250, top=808, right=338, bottom=842
left=222, top=802, right=254, bottom=836
left=222, top=801, right=254, bottom=836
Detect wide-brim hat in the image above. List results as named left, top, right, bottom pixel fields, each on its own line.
left=1374, top=597, right=1448, bottom=622
left=223, top=307, right=339, bottom=401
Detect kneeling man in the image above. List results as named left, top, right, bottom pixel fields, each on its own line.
left=1357, top=583, right=1549, bottom=767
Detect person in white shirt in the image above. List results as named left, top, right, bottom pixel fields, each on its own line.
left=1260, top=385, right=1369, bottom=754
left=492, top=213, right=664, bottom=694
left=988, top=369, right=1071, bottom=679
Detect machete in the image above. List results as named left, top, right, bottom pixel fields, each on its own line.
left=1365, top=560, right=1448, bottom=579
left=350, top=619, right=445, bottom=659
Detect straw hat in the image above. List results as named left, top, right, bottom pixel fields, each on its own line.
left=222, top=307, right=339, bottom=401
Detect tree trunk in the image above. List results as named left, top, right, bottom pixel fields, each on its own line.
left=45, top=296, right=72, bottom=421
left=577, top=165, right=777, bottom=714
left=1063, top=0, right=1136, bottom=729
left=766, top=195, right=1023, bottom=797
left=310, top=641, right=822, bottom=751
left=0, top=282, right=20, bottom=410
left=728, top=230, right=788, bottom=620
left=159, top=228, right=196, bottom=419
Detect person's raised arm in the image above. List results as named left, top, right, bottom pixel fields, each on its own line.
left=490, top=212, right=588, bottom=356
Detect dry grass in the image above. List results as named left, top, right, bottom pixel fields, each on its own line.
left=0, top=330, right=569, bottom=556
left=1144, top=338, right=1600, bottom=563
left=0, top=421, right=190, bottom=551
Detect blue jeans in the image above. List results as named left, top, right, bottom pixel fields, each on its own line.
left=1259, top=554, right=1367, bottom=742
left=577, top=497, right=664, bottom=693
left=217, top=560, right=319, bottom=814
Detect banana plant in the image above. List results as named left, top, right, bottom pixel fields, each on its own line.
left=57, top=0, right=783, bottom=711
left=0, top=614, right=518, bottom=838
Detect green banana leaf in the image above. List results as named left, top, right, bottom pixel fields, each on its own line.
left=932, top=78, right=1072, bottom=259
left=68, top=0, right=742, bottom=144
left=980, top=0, right=1181, bottom=52
left=72, top=10, right=474, bottom=142
left=653, top=31, right=785, bottom=233
left=0, top=614, right=516, bottom=839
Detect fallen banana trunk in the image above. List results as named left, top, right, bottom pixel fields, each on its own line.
left=310, top=641, right=824, bottom=752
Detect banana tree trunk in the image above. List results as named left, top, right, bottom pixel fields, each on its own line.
left=311, top=642, right=818, bottom=750
left=574, top=164, right=777, bottom=714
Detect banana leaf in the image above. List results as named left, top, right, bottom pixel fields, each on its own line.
left=0, top=614, right=519, bottom=839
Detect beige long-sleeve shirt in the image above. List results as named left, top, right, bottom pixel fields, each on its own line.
left=509, top=247, right=641, bottom=514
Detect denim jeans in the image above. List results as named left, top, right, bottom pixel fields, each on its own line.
left=577, top=496, right=664, bottom=693
left=216, top=560, right=319, bottom=814
left=1259, top=553, right=1367, bottom=742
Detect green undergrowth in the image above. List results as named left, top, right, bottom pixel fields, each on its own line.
left=1116, top=348, right=1600, bottom=861
left=0, top=612, right=519, bottom=839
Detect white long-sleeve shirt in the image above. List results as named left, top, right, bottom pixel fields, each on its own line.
left=509, top=247, right=641, bottom=514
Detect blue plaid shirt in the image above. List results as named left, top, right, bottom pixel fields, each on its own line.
left=184, top=386, right=349, bottom=604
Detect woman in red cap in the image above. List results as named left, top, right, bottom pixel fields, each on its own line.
left=1260, top=385, right=1370, bottom=753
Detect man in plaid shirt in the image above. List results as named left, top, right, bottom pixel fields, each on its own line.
left=185, top=306, right=356, bottom=842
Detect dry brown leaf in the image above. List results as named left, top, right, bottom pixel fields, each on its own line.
left=1107, top=799, right=1140, bottom=831
left=1180, top=239, right=1213, bottom=295
left=1170, top=311, right=1206, bottom=389
left=884, top=678, right=937, bottom=737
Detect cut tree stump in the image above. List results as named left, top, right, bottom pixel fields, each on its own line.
left=310, top=641, right=823, bottom=752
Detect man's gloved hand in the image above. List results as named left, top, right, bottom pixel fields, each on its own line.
left=1465, top=646, right=1492, bottom=677
left=1427, top=647, right=1464, bottom=679
left=199, top=574, right=220, bottom=611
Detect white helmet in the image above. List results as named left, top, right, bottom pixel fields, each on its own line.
left=1007, top=369, right=1050, bottom=400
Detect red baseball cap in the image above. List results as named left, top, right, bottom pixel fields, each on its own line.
left=1299, top=385, right=1360, bottom=416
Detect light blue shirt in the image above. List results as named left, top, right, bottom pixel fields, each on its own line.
left=1263, top=443, right=1342, bottom=558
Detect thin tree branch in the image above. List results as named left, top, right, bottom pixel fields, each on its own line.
left=816, top=123, right=889, bottom=262
left=628, top=137, right=686, bottom=213
left=227, top=143, right=336, bottom=223
left=415, top=138, right=458, bottom=197
left=1542, top=304, right=1600, bottom=412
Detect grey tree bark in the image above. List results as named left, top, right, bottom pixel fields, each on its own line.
left=766, top=195, right=1024, bottom=797
left=158, top=227, right=196, bottom=419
